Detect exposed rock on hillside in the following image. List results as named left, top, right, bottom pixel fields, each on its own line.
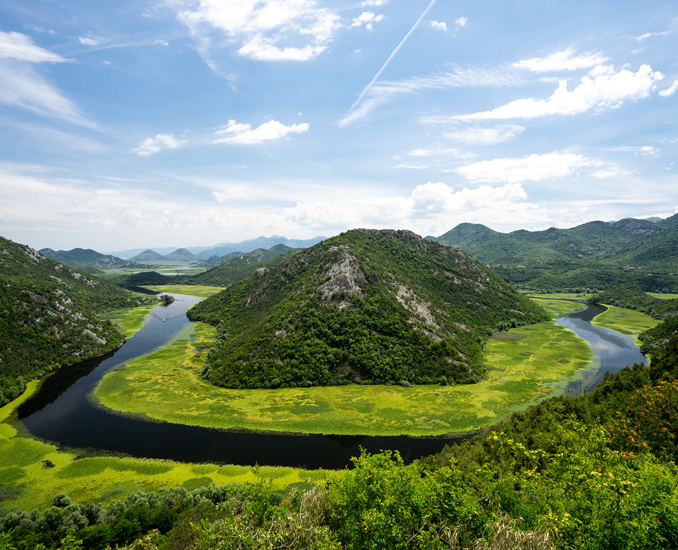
left=188, top=229, right=549, bottom=389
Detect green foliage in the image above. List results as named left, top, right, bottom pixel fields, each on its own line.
left=428, top=218, right=678, bottom=292
left=188, top=229, right=549, bottom=389
left=590, top=283, right=678, bottom=320
left=0, top=236, right=150, bottom=406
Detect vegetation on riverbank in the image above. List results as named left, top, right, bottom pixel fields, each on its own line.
left=95, top=316, right=591, bottom=436
left=0, top=236, right=152, bottom=407
left=141, top=286, right=224, bottom=298
left=100, top=304, right=156, bottom=339
left=589, top=283, right=678, bottom=319
left=590, top=305, right=658, bottom=344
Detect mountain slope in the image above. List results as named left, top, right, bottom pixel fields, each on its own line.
left=129, top=249, right=164, bottom=262
left=188, top=229, right=549, bottom=389
left=195, top=235, right=326, bottom=259
left=163, top=248, right=201, bottom=261
left=39, top=247, right=133, bottom=269
left=0, top=236, right=148, bottom=406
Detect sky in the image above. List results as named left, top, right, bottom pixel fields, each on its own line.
left=0, top=0, right=677, bottom=252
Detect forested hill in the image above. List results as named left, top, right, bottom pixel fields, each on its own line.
left=39, top=247, right=133, bottom=270
left=589, top=283, right=678, bottom=319
left=188, top=229, right=549, bottom=389
left=0, top=236, right=148, bottom=406
left=428, top=215, right=678, bottom=292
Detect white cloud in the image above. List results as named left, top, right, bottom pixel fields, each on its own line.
left=133, top=134, right=187, bottom=156
left=455, top=64, right=663, bottom=120
left=430, top=21, right=447, bottom=32
left=513, top=48, right=608, bottom=72
left=456, top=152, right=599, bottom=183
left=340, top=65, right=521, bottom=125
left=408, top=147, right=474, bottom=159
left=592, top=167, right=633, bottom=179
left=351, top=11, right=384, bottom=30
left=360, top=0, right=389, bottom=6
left=455, top=17, right=467, bottom=27
left=169, top=0, right=342, bottom=66
left=213, top=119, right=309, bottom=145
left=441, top=124, right=525, bottom=145
left=0, top=31, right=67, bottom=63
left=659, top=79, right=678, bottom=97
left=604, top=145, right=658, bottom=156
left=395, top=163, right=430, bottom=169
left=637, top=30, right=671, bottom=41
left=78, top=35, right=101, bottom=46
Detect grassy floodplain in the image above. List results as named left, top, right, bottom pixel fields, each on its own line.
left=95, top=315, right=592, bottom=437
left=591, top=304, right=658, bottom=344
left=100, top=304, right=156, bottom=339
left=647, top=292, right=678, bottom=300
left=0, top=382, right=324, bottom=511
left=529, top=297, right=586, bottom=318
left=142, top=285, right=224, bottom=298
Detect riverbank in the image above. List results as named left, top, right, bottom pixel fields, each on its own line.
left=94, top=314, right=592, bottom=436
left=591, top=304, right=658, bottom=345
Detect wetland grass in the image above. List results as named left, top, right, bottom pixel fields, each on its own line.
left=95, top=320, right=592, bottom=438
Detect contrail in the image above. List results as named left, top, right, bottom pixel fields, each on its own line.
left=348, top=0, right=437, bottom=113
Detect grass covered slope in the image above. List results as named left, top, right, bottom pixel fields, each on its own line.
left=188, top=229, right=549, bottom=389
left=589, top=283, right=678, bottom=319
left=0, top=236, right=149, bottom=406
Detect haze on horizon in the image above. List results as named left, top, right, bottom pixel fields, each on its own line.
left=0, top=0, right=677, bottom=252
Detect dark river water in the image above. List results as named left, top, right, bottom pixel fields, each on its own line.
left=15, top=297, right=646, bottom=469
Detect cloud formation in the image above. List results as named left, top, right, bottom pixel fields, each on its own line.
left=0, top=31, right=67, bottom=63
left=134, top=134, right=187, bottom=156
left=454, top=65, right=663, bottom=120
left=213, top=119, right=309, bottom=144
left=351, top=12, right=384, bottom=30
left=440, top=124, right=525, bottom=145
left=513, top=48, right=607, bottom=72
left=169, top=0, right=342, bottom=64
left=659, top=80, right=678, bottom=97
left=456, top=152, right=598, bottom=183
left=430, top=21, right=447, bottom=32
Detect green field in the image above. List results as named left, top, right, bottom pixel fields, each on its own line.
left=530, top=297, right=586, bottom=318
left=142, top=285, right=224, bottom=298
left=592, top=304, right=659, bottom=344
left=95, top=319, right=592, bottom=437
left=525, top=292, right=593, bottom=301
left=647, top=292, right=678, bottom=300
left=0, top=381, right=324, bottom=511
left=100, top=304, right=156, bottom=338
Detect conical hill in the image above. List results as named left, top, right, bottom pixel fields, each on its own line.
left=187, top=229, right=549, bottom=389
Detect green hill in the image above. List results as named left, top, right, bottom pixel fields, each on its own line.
left=589, top=283, right=678, bottom=319
left=0, top=236, right=149, bottom=406
left=39, top=247, right=133, bottom=270
left=429, top=219, right=678, bottom=292
left=187, top=229, right=549, bottom=389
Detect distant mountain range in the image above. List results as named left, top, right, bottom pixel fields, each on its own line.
left=39, top=248, right=135, bottom=270
left=427, top=214, right=678, bottom=292
left=107, top=235, right=326, bottom=260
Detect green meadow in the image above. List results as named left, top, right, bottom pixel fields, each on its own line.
left=647, top=292, right=678, bottom=300
left=530, top=297, right=586, bottom=318
left=0, top=382, right=324, bottom=511
left=591, top=304, right=659, bottom=344
left=95, top=318, right=592, bottom=437
left=142, top=285, right=224, bottom=298
left=100, top=304, right=156, bottom=338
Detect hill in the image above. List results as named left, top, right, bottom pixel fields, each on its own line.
left=163, top=248, right=201, bottom=262
left=429, top=219, right=678, bottom=292
left=0, top=237, right=149, bottom=406
left=129, top=249, right=164, bottom=262
left=187, top=229, right=549, bottom=389
left=195, top=235, right=326, bottom=259
left=39, top=247, right=133, bottom=270
left=589, top=283, right=678, bottom=319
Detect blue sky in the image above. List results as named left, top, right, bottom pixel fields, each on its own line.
left=1, top=0, right=677, bottom=251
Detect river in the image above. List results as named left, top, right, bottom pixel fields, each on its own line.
left=15, top=296, right=646, bottom=469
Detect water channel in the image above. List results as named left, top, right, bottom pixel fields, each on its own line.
left=15, top=296, right=647, bottom=470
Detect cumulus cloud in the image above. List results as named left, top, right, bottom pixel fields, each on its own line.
left=454, top=65, right=663, bottom=120
left=360, top=0, right=389, bottom=5
left=512, top=48, right=608, bottom=72
left=455, top=17, right=467, bottom=27
left=351, top=12, right=384, bottom=30
left=659, top=80, right=678, bottom=97
left=430, top=21, right=447, bottom=32
left=456, top=152, right=599, bottom=183
left=441, top=124, right=525, bottom=145
left=213, top=119, right=310, bottom=145
left=168, top=0, right=342, bottom=66
left=133, top=134, right=187, bottom=156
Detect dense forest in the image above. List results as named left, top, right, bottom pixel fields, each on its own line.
left=0, top=237, right=149, bottom=406
left=429, top=215, right=678, bottom=292
left=188, top=229, right=549, bottom=389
